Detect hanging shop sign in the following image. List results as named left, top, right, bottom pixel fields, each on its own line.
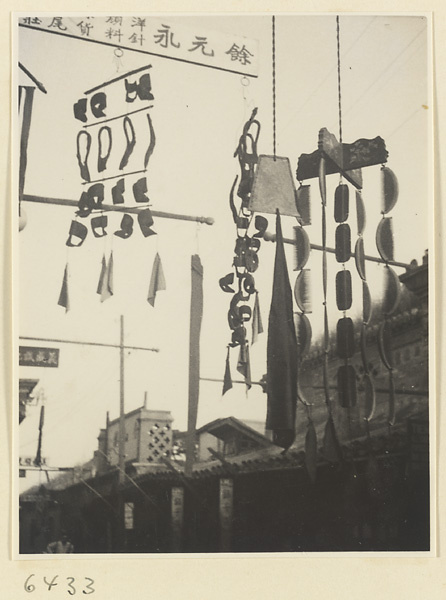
left=20, top=456, right=47, bottom=467
left=19, top=346, right=59, bottom=368
left=124, top=501, right=134, bottom=530
left=219, top=478, right=233, bottom=551
left=19, top=16, right=258, bottom=78
left=296, top=128, right=388, bottom=190
left=171, top=486, right=184, bottom=551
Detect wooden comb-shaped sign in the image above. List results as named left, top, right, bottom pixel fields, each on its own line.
left=296, top=128, right=388, bottom=190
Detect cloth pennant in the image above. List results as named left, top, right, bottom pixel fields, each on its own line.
left=99, top=252, right=114, bottom=302
left=237, top=342, right=252, bottom=391
left=252, top=291, right=264, bottom=344
left=57, top=264, right=70, bottom=312
left=106, top=252, right=114, bottom=296
left=147, top=252, right=166, bottom=307
left=222, top=347, right=233, bottom=395
left=96, top=255, right=107, bottom=294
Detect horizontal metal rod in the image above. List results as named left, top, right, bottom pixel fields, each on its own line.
left=201, top=378, right=427, bottom=397
left=83, top=105, right=153, bottom=128
left=19, top=466, right=74, bottom=472
left=18, top=62, right=47, bottom=94
left=19, top=335, right=159, bottom=353
left=22, top=194, right=215, bottom=225
left=84, top=64, right=152, bottom=95
left=82, top=169, right=147, bottom=185
left=264, top=232, right=410, bottom=269
left=200, top=377, right=264, bottom=387
left=307, top=385, right=428, bottom=397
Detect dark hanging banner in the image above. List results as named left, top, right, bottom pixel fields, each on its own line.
left=185, top=254, right=204, bottom=476
left=266, top=211, right=298, bottom=450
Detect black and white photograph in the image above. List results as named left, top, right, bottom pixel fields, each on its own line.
left=14, top=12, right=433, bottom=557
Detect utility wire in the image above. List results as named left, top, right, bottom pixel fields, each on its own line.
left=343, top=25, right=426, bottom=121
left=277, top=17, right=376, bottom=137
left=344, top=35, right=427, bottom=133
left=98, top=448, right=159, bottom=508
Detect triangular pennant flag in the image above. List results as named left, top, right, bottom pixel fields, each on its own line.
left=222, top=347, right=233, bottom=395
left=147, top=253, right=166, bottom=306
left=237, top=342, right=252, bottom=390
left=107, top=252, right=114, bottom=295
left=322, top=415, right=343, bottom=464
left=57, top=264, right=70, bottom=312
left=96, top=255, right=107, bottom=294
left=252, top=292, right=264, bottom=344
left=266, top=210, right=298, bottom=450
left=305, top=420, right=318, bottom=484
left=99, top=253, right=114, bottom=302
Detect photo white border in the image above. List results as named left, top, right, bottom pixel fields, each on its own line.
left=2, top=2, right=444, bottom=598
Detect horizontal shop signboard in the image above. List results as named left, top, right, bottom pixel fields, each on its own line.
left=20, top=456, right=47, bottom=467
left=19, top=16, right=258, bottom=77
left=19, top=346, right=59, bottom=367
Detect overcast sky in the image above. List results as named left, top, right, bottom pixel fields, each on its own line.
left=16, top=14, right=431, bottom=492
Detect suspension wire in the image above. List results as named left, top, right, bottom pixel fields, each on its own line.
left=272, top=15, right=276, bottom=160
left=336, top=15, right=343, bottom=145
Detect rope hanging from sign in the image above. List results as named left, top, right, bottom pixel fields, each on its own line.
left=336, top=15, right=343, bottom=146
left=376, top=166, right=401, bottom=429
left=272, top=15, right=276, bottom=160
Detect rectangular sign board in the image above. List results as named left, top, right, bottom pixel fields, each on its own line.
left=19, top=346, right=59, bottom=367
left=19, top=456, right=47, bottom=467
left=19, top=16, right=258, bottom=77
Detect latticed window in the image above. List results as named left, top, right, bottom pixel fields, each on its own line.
left=146, top=421, right=173, bottom=462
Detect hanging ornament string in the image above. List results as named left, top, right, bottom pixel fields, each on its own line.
left=334, top=16, right=356, bottom=452
left=336, top=15, right=343, bottom=146
left=113, top=47, right=124, bottom=73
left=272, top=15, right=277, bottom=161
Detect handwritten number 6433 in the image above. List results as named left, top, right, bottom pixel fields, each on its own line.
left=24, top=575, right=95, bottom=594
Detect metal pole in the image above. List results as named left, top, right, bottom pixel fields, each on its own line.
left=19, top=335, right=158, bottom=353
left=119, top=315, right=125, bottom=486
left=263, top=232, right=411, bottom=270
left=119, top=315, right=126, bottom=552
left=22, top=194, right=215, bottom=225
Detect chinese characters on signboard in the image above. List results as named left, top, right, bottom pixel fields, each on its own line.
left=19, top=16, right=258, bottom=77
left=19, top=346, right=59, bottom=367
left=124, top=502, right=134, bottom=529
left=19, top=456, right=47, bottom=467
left=219, top=478, right=233, bottom=550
